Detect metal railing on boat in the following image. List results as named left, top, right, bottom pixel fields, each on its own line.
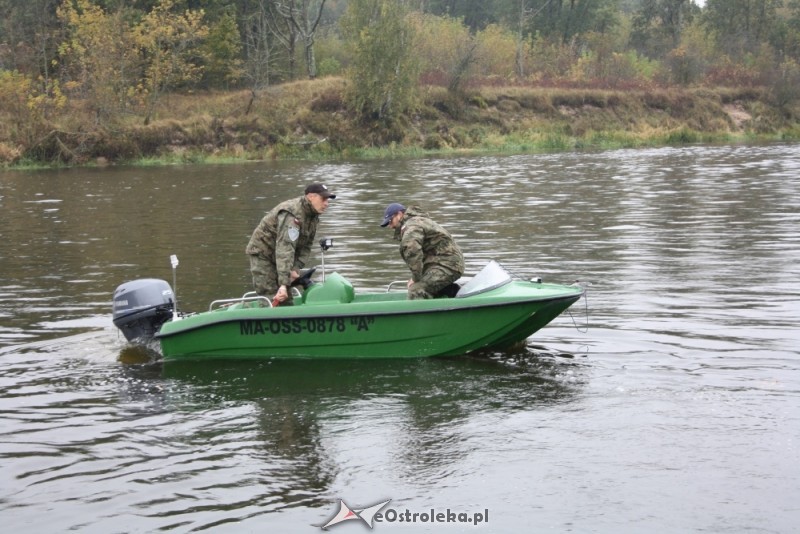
left=386, top=281, right=408, bottom=292
left=209, top=292, right=272, bottom=310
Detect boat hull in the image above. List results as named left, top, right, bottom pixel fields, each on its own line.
left=155, top=279, right=583, bottom=361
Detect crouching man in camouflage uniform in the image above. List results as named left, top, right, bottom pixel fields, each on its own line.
left=246, top=183, right=336, bottom=305
left=380, top=203, right=465, bottom=300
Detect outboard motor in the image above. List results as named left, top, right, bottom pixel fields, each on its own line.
left=112, top=279, right=175, bottom=342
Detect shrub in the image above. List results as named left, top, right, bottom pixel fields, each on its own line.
left=317, top=58, right=343, bottom=77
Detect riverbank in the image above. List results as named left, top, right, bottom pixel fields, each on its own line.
left=5, top=77, right=800, bottom=168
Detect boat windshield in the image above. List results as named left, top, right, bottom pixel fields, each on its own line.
left=455, top=260, right=512, bottom=297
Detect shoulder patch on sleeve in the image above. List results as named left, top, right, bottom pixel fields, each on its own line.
left=287, top=216, right=301, bottom=242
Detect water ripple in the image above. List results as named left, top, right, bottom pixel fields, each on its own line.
left=1, top=145, right=799, bottom=531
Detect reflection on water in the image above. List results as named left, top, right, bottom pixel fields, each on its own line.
left=0, top=339, right=584, bottom=531
left=1, top=144, right=799, bottom=531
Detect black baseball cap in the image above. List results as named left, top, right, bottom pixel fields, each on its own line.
left=305, top=183, right=336, bottom=199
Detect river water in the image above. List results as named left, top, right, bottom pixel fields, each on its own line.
left=1, top=144, right=798, bottom=532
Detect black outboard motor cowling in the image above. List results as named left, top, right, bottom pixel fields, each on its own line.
left=113, top=279, right=175, bottom=342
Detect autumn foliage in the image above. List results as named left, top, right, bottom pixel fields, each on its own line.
left=1, top=0, right=800, bottom=166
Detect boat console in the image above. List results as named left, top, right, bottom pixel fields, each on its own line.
left=302, top=272, right=354, bottom=304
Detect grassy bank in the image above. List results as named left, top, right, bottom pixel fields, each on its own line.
left=5, top=77, right=800, bottom=168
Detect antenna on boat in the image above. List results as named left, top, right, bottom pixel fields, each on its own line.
left=319, top=238, right=333, bottom=282
left=170, top=254, right=179, bottom=320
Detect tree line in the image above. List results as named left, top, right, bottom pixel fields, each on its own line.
left=1, top=0, right=799, bottom=136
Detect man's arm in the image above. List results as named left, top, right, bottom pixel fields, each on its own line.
left=274, top=212, right=299, bottom=287
left=401, top=225, right=425, bottom=282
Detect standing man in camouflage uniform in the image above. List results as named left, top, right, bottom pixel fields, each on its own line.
left=380, top=203, right=465, bottom=300
left=246, top=183, right=336, bottom=305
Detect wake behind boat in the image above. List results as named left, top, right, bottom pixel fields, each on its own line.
left=112, top=242, right=585, bottom=360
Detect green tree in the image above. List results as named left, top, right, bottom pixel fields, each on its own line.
left=0, top=0, right=62, bottom=79
left=411, top=13, right=474, bottom=86
left=527, top=35, right=578, bottom=80
left=340, top=0, right=419, bottom=121
left=56, top=0, right=137, bottom=122
left=420, top=0, right=506, bottom=31
left=530, top=0, right=620, bottom=44
left=201, top=10, right=244, bottom=88
left=702, top=0, right=782, bottom=57
left=0, top=69, right=65, bottom=149
left=772, top=1, right=800, bottom=61
left=643, top=10, right=712, bottom=85
left=630, top=0, right=698, bottom=59
left=475, top=23, right=521, bottom=80
left=131, top=0, right=209, bottom=123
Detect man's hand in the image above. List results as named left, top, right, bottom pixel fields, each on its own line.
left=274, top=285, right=289, bottom=303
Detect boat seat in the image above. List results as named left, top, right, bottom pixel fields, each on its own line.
left=302, top=272, right=355, bottom=305
left=435, top=283, right=461, bottom=298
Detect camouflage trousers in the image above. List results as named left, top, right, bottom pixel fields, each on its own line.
left=249, top=254, right=295, bottom=304
left=408, top=265, right=462, bottom=300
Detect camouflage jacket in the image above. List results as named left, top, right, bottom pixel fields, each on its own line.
left=246, top=196, right=319, bottom=287
left=395, top=205, right=465, bottom=282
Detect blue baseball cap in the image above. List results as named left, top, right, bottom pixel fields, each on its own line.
left=380, top=203, right=406, bottom=227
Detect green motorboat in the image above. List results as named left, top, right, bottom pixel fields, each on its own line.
left=113, top=256, right=585, bottom=361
